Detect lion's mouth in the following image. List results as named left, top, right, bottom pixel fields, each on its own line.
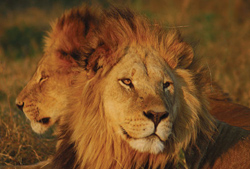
left=120, top=126, right=164, bottom=142
left=121, top=127, right=132, bottom=139
left=37, top=117, right=51, bottom=125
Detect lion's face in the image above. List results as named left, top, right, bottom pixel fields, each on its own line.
left=16, top=53, right=81, bottom=134
left=15, top=7, right=98, bottom=134
left=103, top=46, right=177, bottom=154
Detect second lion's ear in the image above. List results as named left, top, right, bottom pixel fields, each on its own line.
left=85, top=44, right=111, bottom=79
left=45, top=7, right=101, bottom=70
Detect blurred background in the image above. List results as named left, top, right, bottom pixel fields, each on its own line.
left=0, top=0, right=249, bottom=166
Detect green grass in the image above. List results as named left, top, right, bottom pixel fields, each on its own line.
left=0, top=0, right=249, bottom=166
left=0, top=25, right=44, bottom=59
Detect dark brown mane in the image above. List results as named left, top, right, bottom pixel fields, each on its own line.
left=44, top=6, right=101, bottom=68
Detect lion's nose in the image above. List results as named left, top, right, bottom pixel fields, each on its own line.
left=143, top=110, right=169, bottom=127
left=16, top=101, right=24, bottom=112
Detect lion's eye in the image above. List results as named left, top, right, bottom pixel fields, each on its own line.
left=120, top=78, right=133, bottom=88
left=39, top=75, right=49, bottom=83
left=39, top=71, right=49, bottom=83
left=122, top=79, right=131, bottom=85
left=163, top=82, right=171, bottom=90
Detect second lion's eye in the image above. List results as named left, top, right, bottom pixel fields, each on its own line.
left=39, top=72, right=49, bottom=83
left=39, top=76, right=47, bottom=82
left=39, top=76, right=49, bottom=83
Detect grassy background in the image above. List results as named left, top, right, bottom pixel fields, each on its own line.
left=0, top=0, right=249, bottom=166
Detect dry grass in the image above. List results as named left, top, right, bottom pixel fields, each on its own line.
left=0, top=0, right=249, bottom=166
left=0, top=57, right=56, bottom=165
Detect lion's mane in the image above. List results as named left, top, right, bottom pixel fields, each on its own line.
left=51, top=7, right=216, bottom=169
left=44, top=5, right=100, bottom=68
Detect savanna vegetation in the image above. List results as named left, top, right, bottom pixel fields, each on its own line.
left=0, top=0, right=249, bottom=166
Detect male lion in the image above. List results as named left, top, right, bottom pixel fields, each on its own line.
left=9, top=7, right=99, bottom=169
left=48, top=8, right=250, bottom=169
left=12, top=6, right=250, bottom=169
left=15, top=6, right=99, bottom=134
left=15, top=6, right=250, bottom=136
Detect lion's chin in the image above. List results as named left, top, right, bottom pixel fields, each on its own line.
left=128, top=136, right=165, bottom=154
left=31, top=121, right=50, bottom=134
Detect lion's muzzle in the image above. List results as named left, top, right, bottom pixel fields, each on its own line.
left=143, top=110, right=169, bottom=128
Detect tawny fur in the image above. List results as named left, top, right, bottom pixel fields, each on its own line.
left=51, top=7, right=250, bottom=169
left=16, top=5, right=250, bottom=136
left=15, top=6, right=100, bottom=134
left=14, top=6, right=250, bottom=169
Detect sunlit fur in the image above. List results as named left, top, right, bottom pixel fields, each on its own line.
left=15, top=6, right=100, bottom=134
left=16, top=5, right=250, bottom=137
left=52, top=8, right=215, bottom=169
left=15, top=6, right=250, bottom=169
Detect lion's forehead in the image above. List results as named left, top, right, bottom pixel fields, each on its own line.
left=124, top=46, right=165, bottom=65
left=116, top=46, right=172, bottom=82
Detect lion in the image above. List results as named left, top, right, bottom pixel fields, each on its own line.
left=48, top=8, right=250, bottom=169
left=11, top=6, right=250, bottom=169
left=15, top=6, right=250, bottom=137
left=15, top=6, right=100, bottom=134
left=209, top=94, right=250, bottom=130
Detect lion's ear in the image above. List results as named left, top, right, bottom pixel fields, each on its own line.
left=177, top=43, right=194, bottom=69
left=85, top=44, right=110, bottom=78
left=167, top=42, right=194, bottom=69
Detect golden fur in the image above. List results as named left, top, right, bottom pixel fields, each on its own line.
left=52, top=7, right=217, bottom=169
left=16, top=5, right=250, bottom=136
left=15, top=6, right=100, bottom=134
left=51, top=7, right=250, bottom=169
left=15, top=51, right=79, bottom=134
left=14, top=6, right=250, bottom=169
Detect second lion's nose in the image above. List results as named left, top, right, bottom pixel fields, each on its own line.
left=143, top=110, right=169, bottom=127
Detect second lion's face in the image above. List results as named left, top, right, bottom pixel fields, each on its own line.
left=15, top=53, right=83, bottom=134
